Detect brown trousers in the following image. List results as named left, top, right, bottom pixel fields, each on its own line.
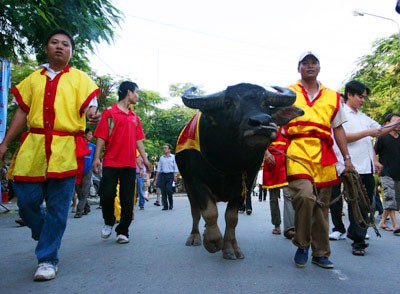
left=288, top=179, right=332, bottom=257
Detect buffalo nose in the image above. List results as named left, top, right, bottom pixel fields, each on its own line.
left=248, top=114, right=271, bottom=126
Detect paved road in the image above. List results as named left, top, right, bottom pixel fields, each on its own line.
left=0, top=195, right=399, bottom=294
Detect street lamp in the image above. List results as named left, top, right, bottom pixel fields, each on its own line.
left=353, top=10, right=400, bottom=44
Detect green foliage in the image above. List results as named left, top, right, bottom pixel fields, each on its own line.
left=349, top=34, right=400, bottom=122
left=0, top=0, right=122, bottom=71
left=144, top=105, right=196, bottom=158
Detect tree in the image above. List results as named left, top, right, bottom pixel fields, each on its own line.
left=349, top=34, right=400, bottom=121
left=144, top=105, right=196, bottom=158
left=0, top=0, right=122, bottom=70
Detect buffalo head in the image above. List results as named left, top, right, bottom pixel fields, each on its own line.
left=182, top=83, right=303, bottom=147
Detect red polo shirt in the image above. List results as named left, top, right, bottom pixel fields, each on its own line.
left=94, top=104, right=145, bottom=168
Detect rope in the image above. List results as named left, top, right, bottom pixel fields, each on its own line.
left=241, top=171, right=248, bottom=200
left=340, top=170, right=381, bottom=237
left=269, top=146, right=380, bottom=237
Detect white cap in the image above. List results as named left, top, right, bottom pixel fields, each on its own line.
left=298, top=51, right=319, bottom=63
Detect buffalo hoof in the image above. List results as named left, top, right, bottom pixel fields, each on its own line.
left=222, top=248, right=245, bottom=260
left=185, top=234, right=202, bottom=246
left=203, top=227, right=223, bottom=253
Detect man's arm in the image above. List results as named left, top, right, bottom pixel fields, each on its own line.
left=0, top=107, right=27, bottom=161
left=136, top=156, right=144, bottom=176
left=136, top=140, right=152, bottom=172
left=345, top=128, right=381, bottom=143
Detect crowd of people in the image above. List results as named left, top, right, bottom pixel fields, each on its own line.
left=0, top=28, right=399, bottom=282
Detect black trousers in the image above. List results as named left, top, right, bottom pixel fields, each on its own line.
left=330, top=184, right=346, bottom=234
left=100, top=167, right=136, bottom=237
left=159, top=172, right=174, bottom=208
left=330, top=174, right=375, bottom=247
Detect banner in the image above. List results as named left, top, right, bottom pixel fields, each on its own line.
left=0, top=57, right=10, bottom=204
left=0, top=57, right=10, bottom=143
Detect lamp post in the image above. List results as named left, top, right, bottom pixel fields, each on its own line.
left=353, top=10, right=400, bottom=44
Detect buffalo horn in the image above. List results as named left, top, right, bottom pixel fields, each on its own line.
left=265, top=86, right=296, bottom=106
left=182, top=86, right=226, bottom=110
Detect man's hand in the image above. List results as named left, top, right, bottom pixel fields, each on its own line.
left=265, top=150, right=275, bottom=166
left=86, top=107, right=101, bottom=124
left=343, top=158, right=355, bottom=173
left=92, top=158, right=101, bottom=174
left=143, top=159, right=152, bottom=173
left=374, top=161, right=383, bottom=175
left=0, top=143, right=7, bottom=164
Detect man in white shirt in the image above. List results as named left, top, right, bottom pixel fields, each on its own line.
left=336, top=80, right=398, bottom=256
left=154, top=144, right=179, bottom=210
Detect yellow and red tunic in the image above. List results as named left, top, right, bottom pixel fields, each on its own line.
left=9, top=66, right=99, bottom=182
left=284, top=81, right=340, bottom=187
left=262, top=130, right=288, bottom=189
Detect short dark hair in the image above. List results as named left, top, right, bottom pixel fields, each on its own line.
left=118, top=81, right=138, bottom=101
left=384, top=113, right=400, bottom=123
left=45, top=28, right=75, bottom=50
left=344, top=80, right=371, bottom=102
left=85, top=128, right=93, bottom=134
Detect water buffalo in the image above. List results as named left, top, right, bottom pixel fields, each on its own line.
left=175, top=83, right=303, bottom=259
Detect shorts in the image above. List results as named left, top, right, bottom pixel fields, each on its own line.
left=380, top=176, right=400, bottom=210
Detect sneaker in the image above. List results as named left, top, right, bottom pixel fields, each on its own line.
left=294, top=247, right=309, bottom=268
left=116, top=234, right=129, bottom=244
left=329, top=231, right=346, bottom=240
left=365, top=233, right=370, bottom=240
left=33, top=262, right=58, bottom=281
left=312, top=257, right=334, bottom=269
left=101, top=225, right=113, bottom=239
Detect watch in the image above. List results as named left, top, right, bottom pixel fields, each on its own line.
left=344, top=155, right=351, bottom=160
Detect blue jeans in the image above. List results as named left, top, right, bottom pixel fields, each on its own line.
left=136, top=173, right=145, bottom=208
left=14, top=176, right=76, bottom=265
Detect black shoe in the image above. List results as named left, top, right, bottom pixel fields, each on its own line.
left=169, top=207, right=173, bottom=210
left=154, top=201, right=161, bottom=206
left=15, top=218, right=26, bottom=227
left=82, top=209, right=91, bottom=215
left=162, top=207, right=168, bottom=211
left=74, top=213, right=82, bottom=218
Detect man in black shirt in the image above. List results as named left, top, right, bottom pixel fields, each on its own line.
left=374, top=113, right=400, bottom=234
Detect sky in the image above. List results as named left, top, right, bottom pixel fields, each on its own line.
left=89, top=0, right=400, bottom=107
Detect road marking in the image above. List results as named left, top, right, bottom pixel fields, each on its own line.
left=332, top=269, right=349, bottom=281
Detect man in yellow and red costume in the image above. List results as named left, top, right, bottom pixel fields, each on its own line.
left=284, top=52, right=354, bottom=269
left=0, top=29, right=100, bottom=281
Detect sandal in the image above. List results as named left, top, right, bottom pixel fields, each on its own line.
left=379, top=225, right=393, bottom=232
left=272, top=228, right=281, bottom=235
left=352, top=248, right=365, bottom=256
left=393, top=226, right=400, bottom=234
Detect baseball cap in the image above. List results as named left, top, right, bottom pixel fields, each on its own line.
left=298, top=51, right=319, bottom=63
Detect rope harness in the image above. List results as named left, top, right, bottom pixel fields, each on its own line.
left=270, top=146, right=381, bottom=237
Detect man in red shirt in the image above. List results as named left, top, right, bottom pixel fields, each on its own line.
left=93, top=81, right=151, bottom=244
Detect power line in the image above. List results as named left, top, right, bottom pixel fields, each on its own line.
left=124, top=13, right=271, bottom=50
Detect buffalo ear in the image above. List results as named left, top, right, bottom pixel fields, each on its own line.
left=271, top=106, right=304, bottom=126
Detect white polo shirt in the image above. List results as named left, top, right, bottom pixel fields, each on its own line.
left=342, top=104, right=380, bottom=174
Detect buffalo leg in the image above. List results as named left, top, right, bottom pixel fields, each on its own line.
left=185, top=200, right=202, bottom=246
left=201, top=200, right=223, bottom=253
left=223, top=203, right=244, bottom=260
